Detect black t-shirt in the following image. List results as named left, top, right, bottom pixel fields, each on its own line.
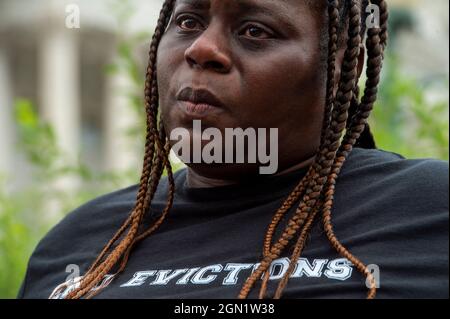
left=18, top=148, right=449, bottom=299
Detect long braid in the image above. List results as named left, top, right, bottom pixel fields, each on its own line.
left=320, top=0, right=340, bottom=148
left=273, top=197, right=324, bottom=299
left=320, top=0, right=388, bottom=300
left=346, top=0, right=388, bottom=151
left=81, top=131, right=177, bottom=300
left=348, top=0, right=378, bottom=150
left=348, top=86, right=376, bottom=149
left=239, top=0, right=362, bottom=299
left=109, top=128, right=176, bottom=293
left=259, top=0, right=341, bottom=298
left=258, top=166, right=315, bottom=298
left=65, top=0, right=176, bottom=299
left=117, top=126, right=175, bottom=275
left=253, top=0, right=388, bottom=300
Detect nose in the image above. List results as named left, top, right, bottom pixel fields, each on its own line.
left=184, top=27, right=232, bottom=74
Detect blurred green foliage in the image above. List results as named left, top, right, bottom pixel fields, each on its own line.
left=0, top=175, right=35, bottom=298
left=370, top=55, right=449, bottom=160
left=0, top=2, right=448, bottom=299
left=0, top=99, right=139, bottom=298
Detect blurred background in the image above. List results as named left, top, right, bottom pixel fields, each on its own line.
left=0, top=0, right=448, bottom=298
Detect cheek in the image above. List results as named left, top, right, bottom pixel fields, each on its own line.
left=156, top=38, right=178, bottom=101
left=240, top=46, right=325, bottom=128
left=156, top=37, right=185, bottom=124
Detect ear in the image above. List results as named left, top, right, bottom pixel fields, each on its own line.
left=357, top=44, right=365, bottom=81
left=333, top=44, right=366, bottom=94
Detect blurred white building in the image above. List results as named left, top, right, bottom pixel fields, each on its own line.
left=393, top=0, right=449, bottom=80
left=0, top=0, right=164, bottom=189
left=0, top=0, right=448, bottom=190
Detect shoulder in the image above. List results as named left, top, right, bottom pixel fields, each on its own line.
left=338, top=148, right=448, bottom=217
left=41, top=184, right=140, bottom=247
left=28, top=166, right=188, bottom=254
left=19, top=184, right=139, bottom=298
left=333, top=149, right=448, bottom=298
left=342, top=148, right=448, bottom=195
left=335, top=147, right=448, bottom=243
left=19, top=169, right=188, bottom=298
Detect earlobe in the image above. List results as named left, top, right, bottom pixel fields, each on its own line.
left=357, top=44, right=366, bottom=81
left=333, top=44, right=365, bottom=95
left=333, top=47, right=346, bottom=96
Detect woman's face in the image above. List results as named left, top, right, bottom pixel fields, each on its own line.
left=157, top=0, right=327, bottom=179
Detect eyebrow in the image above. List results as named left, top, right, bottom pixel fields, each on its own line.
left=176, top=0, right=299, bottom=34
left=176, top=0, right=210, bottom=10
left=237, top=0, right=299, bottom=33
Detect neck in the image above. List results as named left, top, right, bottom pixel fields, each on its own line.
left=186, top=155, right=316, bottom=188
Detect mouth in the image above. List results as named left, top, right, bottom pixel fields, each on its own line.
left=176, top=87, right=225, bottom=118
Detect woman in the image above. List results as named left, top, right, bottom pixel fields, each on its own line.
left=18, top=0, right=448, bottom=299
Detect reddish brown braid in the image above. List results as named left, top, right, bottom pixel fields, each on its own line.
left=319, top=0, right=388, bottom=300
left=240, top=0, right=365, bottom=299
left=64, top=0, right=388, bottom=299
left=256, top=0, right=388, bottom=299
left=258, top=0, right=341, bottom=298
left=65, top=0, right=176, bottom=299
left=258, top=0, right=341, bottom=299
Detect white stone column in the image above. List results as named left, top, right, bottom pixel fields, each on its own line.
left=38, top=25, right=80, bottom=164
left=0, top=46, right=14, bottom=175
left=103, top=68, right=141, bottom=172
left=38, top=3, right=81, bottom=219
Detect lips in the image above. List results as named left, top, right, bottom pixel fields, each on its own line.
left=177, top=87, right=225, bottom=107
left=176, top=87, right=225, bottom=118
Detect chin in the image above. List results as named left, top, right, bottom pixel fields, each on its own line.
left=186, top=163, right=270, bottom=181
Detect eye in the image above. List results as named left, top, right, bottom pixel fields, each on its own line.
left=240, top=24, right=274, bottom=39
left=177, top=16, right=203, bottom=31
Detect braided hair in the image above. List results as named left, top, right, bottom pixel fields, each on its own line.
left=65, top=0, right=388, bottom=299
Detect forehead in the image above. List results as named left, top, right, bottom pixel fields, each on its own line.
left=174, top=0, right=319, bottom=17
